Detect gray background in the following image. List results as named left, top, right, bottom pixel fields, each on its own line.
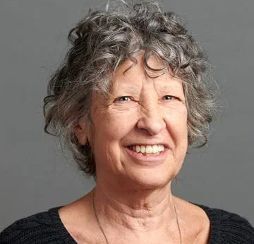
left=0, top=0, right=253, bottom=231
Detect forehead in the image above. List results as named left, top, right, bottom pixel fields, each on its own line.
left=115, top=53, right=166, bottom=77
left=111, top=53, right=183, bottom=89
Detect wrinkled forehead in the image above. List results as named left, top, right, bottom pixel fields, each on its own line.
left=110, top=53, right=183, bottom=89
left=91, top=53, right=185, bottom=109
left=93, top=52, right=185, bottom=102
left=116, top=52, right=172, bottom=77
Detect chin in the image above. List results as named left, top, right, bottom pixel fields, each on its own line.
left=120, top=146, right=183, bottom=189
left=122, top=165, right=177, bottom=190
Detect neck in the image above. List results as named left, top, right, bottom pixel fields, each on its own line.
left=92, top=182, right=178, bottom=233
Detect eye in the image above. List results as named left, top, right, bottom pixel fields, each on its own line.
left=114, top=96, right=134, bottom=103
left=163, top=95, right=177, bottom=101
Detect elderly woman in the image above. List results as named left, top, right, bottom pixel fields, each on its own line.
left=1, top=1, right=254, bottom=244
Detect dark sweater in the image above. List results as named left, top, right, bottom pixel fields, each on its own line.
left=0, top=204, right=254, bottom=243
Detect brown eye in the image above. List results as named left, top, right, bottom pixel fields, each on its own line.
left=114, top=96, right=133, bottom=103
left=163, top=95, right=175, bottom=100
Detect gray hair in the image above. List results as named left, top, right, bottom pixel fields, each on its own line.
left=43, top=0, right=217, bottom=176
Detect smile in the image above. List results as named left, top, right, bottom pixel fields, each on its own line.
left=129, top=145, right=165, bottom=154
left=125, top=143, right=169, bottom=164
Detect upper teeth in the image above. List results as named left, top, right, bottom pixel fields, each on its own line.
left=132, top=145, right=165, bottom=154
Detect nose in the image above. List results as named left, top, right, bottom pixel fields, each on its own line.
left=136, top=103, right=166, bottom=136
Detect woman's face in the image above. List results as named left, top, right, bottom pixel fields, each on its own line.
left=77, top=54, right=188, bottom=190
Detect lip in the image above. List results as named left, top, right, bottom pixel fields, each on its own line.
left=125, top=146, right=170, bottom=166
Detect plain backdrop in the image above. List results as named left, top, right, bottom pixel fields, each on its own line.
left=0, top=0, right=253, bottom=231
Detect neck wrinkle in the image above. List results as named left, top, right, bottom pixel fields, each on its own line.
left=92, top=184, right=177, bottom=232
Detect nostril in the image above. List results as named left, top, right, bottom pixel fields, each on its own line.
left=136, top=116, right=166, bottom=136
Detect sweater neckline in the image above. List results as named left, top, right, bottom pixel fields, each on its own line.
left=49, top=203, right=217, bottom=243
left=193, top=203, right=219, bottom=243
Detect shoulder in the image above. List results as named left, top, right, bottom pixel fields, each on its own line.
left=199, top=204, right=254, bottom=243
left=0, top=207, right=75, bottom=244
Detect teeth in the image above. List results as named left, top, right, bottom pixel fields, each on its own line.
left=140, top=146, right=146, bottom=153
left=152, top=145, right=158, bottom=153
left=132, top=145, right=165, bottom=154
left=146, top=145, right=153, bottom=153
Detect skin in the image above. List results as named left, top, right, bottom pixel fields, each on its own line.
left=59, top=53, right=210, bottom=243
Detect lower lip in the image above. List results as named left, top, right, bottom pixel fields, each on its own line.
left=125, top=147, right=170, bottom=166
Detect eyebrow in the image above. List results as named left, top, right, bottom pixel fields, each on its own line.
left=156, top=83, right=183, bottom=94
left=121, top=85, right=140, bottom=95
left=160, top=84, right=180, bottom=90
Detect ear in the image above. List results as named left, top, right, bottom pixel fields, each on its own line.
left=74, top=118, right=88, bottom=145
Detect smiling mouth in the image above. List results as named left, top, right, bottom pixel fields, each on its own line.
left=127, top=144, right=165, bottom=155
left=125, top=144, right=169, bottom=164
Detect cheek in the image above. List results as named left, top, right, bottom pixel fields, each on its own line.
left=164, top=106, right=188, bottom=149
left=98, top=109, right=138, bottom=139
left=91, top=113, right=133, bottom=174
left=175, top=109, right=188, bottom=162
left=90, top=109, right=138, bottom=164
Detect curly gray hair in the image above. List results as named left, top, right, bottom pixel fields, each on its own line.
left=43, top=0, right=217, bottom=176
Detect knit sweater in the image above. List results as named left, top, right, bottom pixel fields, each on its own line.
left=1, top=204, right=254, bottom=243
